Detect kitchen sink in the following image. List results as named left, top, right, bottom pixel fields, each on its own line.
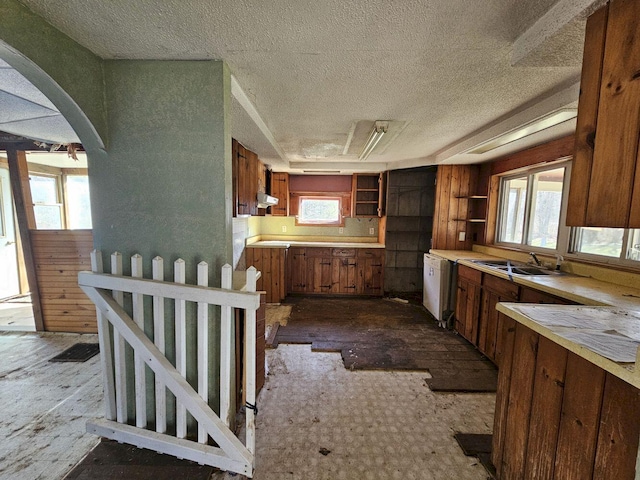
left=469, top=259, right=560, bottom=276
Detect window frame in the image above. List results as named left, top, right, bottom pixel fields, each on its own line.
left=29, top=172, right=65, bottom=230
left=495, top=160, right=572, bottom=255
left=295, top=195, right=345, bottom=227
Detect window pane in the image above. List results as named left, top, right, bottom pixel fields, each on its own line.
left=299, top=197, right=341, bottom=224
left=499, top=176, right=527, bottom=243
left=33, top=205, right=63, bottom=229
left=66, top=176, right=92, bottom=229
left=574, top=227, right=624, bottom=258
left=627, top=230, right=640, bottom=261
left=30, top=175, right=58, bottom=204
left=527, top=167, right=564, bottom=249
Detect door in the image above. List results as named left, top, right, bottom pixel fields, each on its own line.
left=0, top=168, right=20, bottom=299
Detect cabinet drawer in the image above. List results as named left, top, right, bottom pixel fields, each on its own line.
left=483, top=274, right=519, bottom=300
left=333, top=248, right=356, bottom=257
left=357, top=248, right=384, bottom=259
left=520, top=287, right=578, bottom=305
left=458, top=264, right=482, bottom=284
left=289, top=247, right=306, bottom=256
left=306, top=247, right=332, bottom=257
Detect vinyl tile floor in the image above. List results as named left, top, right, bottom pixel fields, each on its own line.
left=216, top=344, right=496, bottom=480
left=0, top=332, right=496, bottom=480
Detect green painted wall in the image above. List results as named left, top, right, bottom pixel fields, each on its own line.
left=92, top=60, right=232, bottom=280
left=0, top=0, right=107, bottom=152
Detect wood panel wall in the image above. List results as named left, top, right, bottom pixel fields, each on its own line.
left=493, top=320, right=640, bottom=480
left=432, top=164, right=487, bottom=250
left=30, top=229, right=96, bottom=333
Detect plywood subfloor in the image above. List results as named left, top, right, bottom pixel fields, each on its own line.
left=274, top=297, right=497, bottom=391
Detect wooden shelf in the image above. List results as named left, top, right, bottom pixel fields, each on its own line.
left=453, top=218, right=486, bottom=223
left=356, top=201, right=379, bottom=204
left=455, top=195, right=488, bottom=199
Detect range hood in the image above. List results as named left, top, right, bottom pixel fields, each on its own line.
left=257, top=192, right=279, bottom=208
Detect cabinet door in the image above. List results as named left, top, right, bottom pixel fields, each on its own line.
left=478, top=275, right=519, bottom=363
left=520, top=287, right=578, bottom=305
left=331, top=257, right=358, bottom=294
left=270, top=172, right=289, bottom=216
left=288, top=248, right=307, bottom=293
left=359, top=250, right=384, bottom=295
left=455, top=277, right=482, bottom=344
left=308, top=256, right=332, bottom=293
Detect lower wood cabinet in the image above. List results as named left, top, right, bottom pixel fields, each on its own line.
left=454, top=266, right=579, bottom=365
left=287, top=247, right=384, bottom=296
left=493, top=321, right=640, bottom=480
left=245, top=247, right=287, bottom=303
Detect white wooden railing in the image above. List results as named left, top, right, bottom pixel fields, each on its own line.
left=78, top=251, right=261, bottom=477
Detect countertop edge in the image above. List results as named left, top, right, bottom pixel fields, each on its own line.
left=497, top=302, right=640, bottom=389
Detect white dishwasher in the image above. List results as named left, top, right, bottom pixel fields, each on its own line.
left=423, top=253, right=452, bottom=327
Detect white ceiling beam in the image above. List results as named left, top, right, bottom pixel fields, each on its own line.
left=512, top=0, right=606, bottom=66
left=287, top=161, right=388, bottom=173
left=433, top=81, right=580, bottom=164
left=230, top=75, right=288, bottom=164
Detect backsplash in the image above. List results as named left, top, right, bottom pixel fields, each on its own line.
left=257, top=216, right=379, bottom=238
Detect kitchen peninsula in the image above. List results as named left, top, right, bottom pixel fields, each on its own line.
left=432, top=247, right=640, bottom=479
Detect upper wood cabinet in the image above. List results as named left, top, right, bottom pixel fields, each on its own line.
left=567, top=0, right=640, bottom=227
left=270, top=172, right=289, bottom=216
left=352, top=173, right=386, bottom=217
left=232, top=138, right=266, bottom=217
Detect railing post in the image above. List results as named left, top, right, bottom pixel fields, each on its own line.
left=174, top=258, right=187, bottom=439
left=197, top=261, right=209, bottom=444
left=91, top=250, right=116, bottom=421
left=245, top=266, right=258, bottom=456
left=131, top=254, right=147, bottom=428
left=152, top=256, right=167, bottom=433
left=220, top=264, right=233, bottom=428
left=111, top=252, right=127, bottom=424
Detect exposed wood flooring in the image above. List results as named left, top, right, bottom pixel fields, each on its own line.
left=274, top=297, right=497, bottom=391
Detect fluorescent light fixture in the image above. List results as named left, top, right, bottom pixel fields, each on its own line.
left=466, top=109, right=577, bottom=154
left=359, top=121, right=389, bottom=161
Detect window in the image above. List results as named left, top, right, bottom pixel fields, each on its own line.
left=570, top=227, right=640, bottom=264
left=65, top=175, right=92, bottom=229
left=297, top=196, right=343, bottom=226
left=30, top=174, right=63, bottom=229
left=497, top=164, right=568, bottom=251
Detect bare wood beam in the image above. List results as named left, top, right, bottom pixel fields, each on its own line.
left=7, top=149, right=44, bottom=331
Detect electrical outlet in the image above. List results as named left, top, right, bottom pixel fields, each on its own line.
left=339, top=227, right=344, bottom=234
left=369, top=227, right=375, bottom=235
left=458, top=231, right=466, bottom=242
left=282, top=225, right=287, bottom=233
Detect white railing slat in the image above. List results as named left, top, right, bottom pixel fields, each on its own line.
left=174, top=259, right=187, bottom=439
left=152, top=256, right=167, bottom=434
left=244, top=266, right=258, bottom=456
left=78, top=271, right=260, bottom=310
left=197, top=261, right=209, bottom=444
left=220, top=263, right=233, bottom=428
left=90, top=250, right=116, bottom=421
left=131, top=254, right=147, bottom=429
left=111, top=252, right=127, bottom=424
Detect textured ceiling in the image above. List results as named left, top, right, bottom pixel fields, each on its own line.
left=6, top=0, right=601, bottom=171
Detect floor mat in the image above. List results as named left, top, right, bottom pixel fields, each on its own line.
left=64, top=439, right=216, bottom=479
left=50, top=343, right=100, bottom=362
left=454, top=433, right=496, bottom=479
left=274, top=297, right=497, bottom=390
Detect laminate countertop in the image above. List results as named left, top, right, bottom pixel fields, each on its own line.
left=431, top=248, right=640, bottom=388
left=247, top=240, right=385, bottom=249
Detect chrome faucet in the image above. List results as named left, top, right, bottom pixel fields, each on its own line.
left=529, top=252, right=542, bottom=266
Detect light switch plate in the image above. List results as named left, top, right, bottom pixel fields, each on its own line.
left=458, top=231, right=466, bottom=242
left=369, top=227, right=375, bottom=235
